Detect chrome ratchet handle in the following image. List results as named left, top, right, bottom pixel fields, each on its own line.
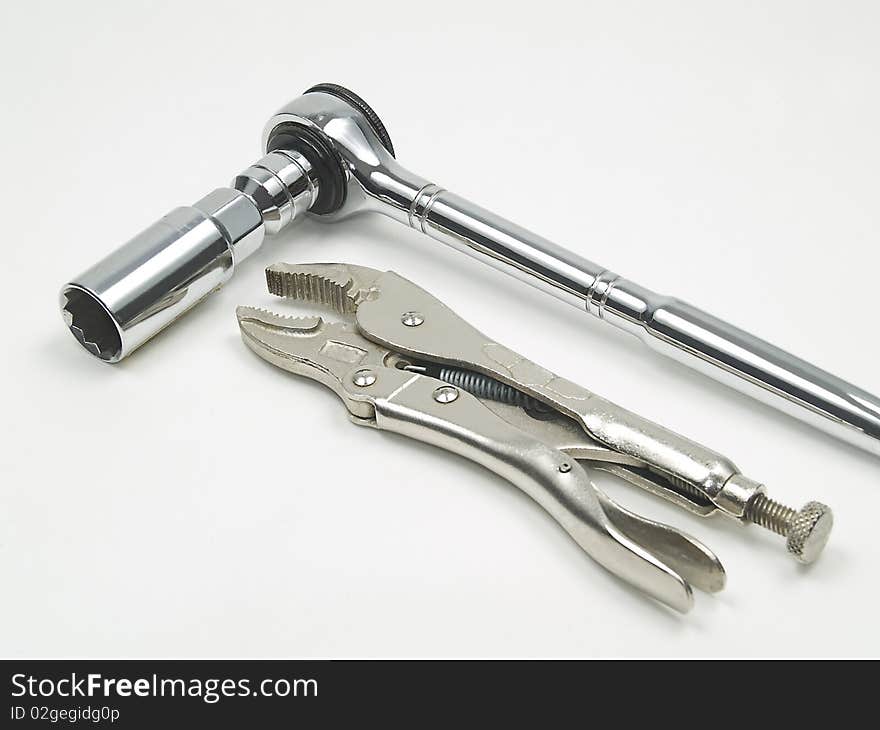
left=596, top=282, right=880, bottom=457
left=375, top=165, right=880, bottom=457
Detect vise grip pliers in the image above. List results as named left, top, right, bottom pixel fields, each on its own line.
left=237, top=262, right=833, bottom=613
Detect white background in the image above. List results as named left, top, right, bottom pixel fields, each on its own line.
left=1, top=1, right=878, bottom=658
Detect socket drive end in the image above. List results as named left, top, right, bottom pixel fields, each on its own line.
left=60, top=189, right=264, bottom=362
left=60, top=284, right=126, bottom=363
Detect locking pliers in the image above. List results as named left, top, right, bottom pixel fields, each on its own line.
left=237, top=263, right=833, bottom=613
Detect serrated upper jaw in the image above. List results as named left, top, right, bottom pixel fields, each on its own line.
left=265, top=262, right=383, bottom=315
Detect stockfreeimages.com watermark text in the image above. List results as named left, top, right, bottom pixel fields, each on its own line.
left=11, top=673, right=317, bottom=705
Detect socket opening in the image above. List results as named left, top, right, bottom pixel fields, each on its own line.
left=60, top=286, right=123, bottom=362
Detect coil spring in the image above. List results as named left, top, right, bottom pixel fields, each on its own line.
left=435, top=366, right=550, bottom=412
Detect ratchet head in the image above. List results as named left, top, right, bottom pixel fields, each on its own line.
left=263, top=84, right=400, bottom=221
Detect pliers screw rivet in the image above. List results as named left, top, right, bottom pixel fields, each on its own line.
left=401, top=312, right=425, bottom=327
left=353, top=369, right=378, bottom=387
left=433, top=386, right=460, bottom=404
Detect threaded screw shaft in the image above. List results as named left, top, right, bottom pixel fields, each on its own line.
left=744, top=494, right=797, bottom=536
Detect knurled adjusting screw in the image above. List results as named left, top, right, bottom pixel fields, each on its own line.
left=744, top=493, right=833, bottom=564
